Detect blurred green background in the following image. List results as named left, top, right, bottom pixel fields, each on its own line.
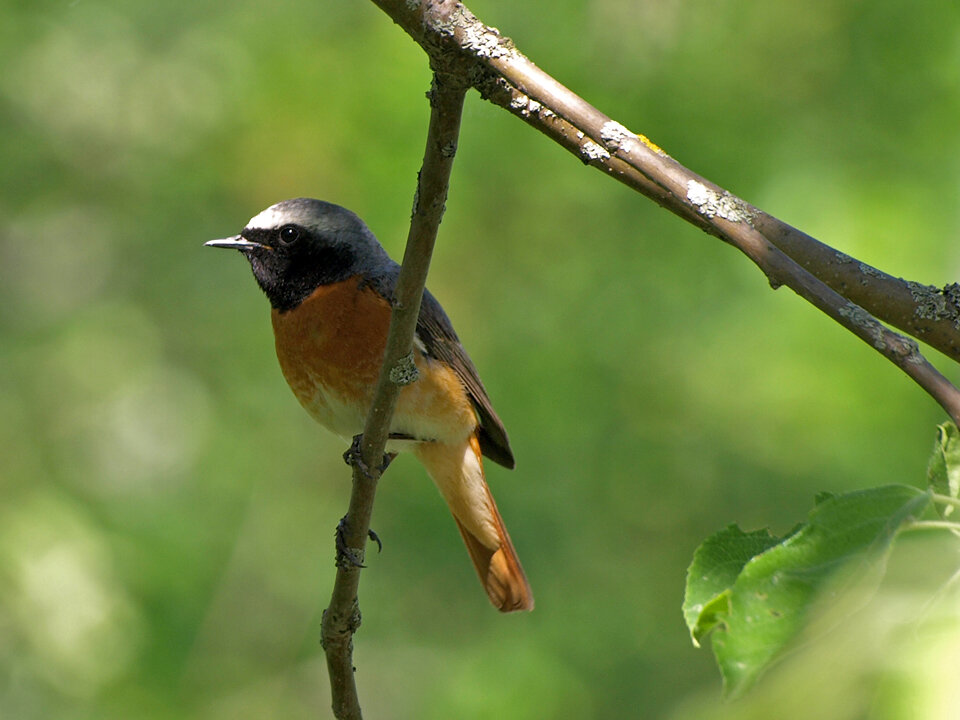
left=2, top=0, right=959, bottom=718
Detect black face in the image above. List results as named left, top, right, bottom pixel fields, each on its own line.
left=240, top=222, right=357, bottom=312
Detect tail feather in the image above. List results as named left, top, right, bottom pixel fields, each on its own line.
left=453, top=499, right=533, bottom=612
left=414, top=435, right=533, bottom=613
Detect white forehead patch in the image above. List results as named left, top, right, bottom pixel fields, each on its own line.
left=246, top=204, right=289, bottom=231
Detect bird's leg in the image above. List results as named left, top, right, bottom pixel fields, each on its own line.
left=337, top=434, right=399, bottom=566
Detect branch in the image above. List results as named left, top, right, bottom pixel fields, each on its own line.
left=319, top=68, right=468, bottom=720
left=369, top=0, right=960, bottom=425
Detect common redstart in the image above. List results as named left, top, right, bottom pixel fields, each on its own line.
left=206, top=198, right=533, bottom=612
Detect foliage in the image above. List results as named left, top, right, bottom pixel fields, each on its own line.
left=686, top=423, right=960, bottom=699
left=927, top=421, right=960, bottom=515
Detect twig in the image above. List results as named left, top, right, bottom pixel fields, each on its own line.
left=368, top=0, right=960, bottom=424
left=319, top=68, right=468, bottom=719
left=932, top=493, right=960, bottom=510
left=905, top=520, right=960, bottom=535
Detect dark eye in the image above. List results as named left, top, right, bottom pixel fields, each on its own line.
left=278, top=225, right=300, bottom=245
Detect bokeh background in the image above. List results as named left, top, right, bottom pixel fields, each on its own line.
left=3, top=0, right=960, bottom=718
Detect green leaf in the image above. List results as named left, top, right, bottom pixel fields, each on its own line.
left=683, top=525, right=781, bottom=646
left=684, top=485, right=931, bottom=698
left=813, top=491, right=835, bottom=506
left=927, top=421, right=960, bottom=517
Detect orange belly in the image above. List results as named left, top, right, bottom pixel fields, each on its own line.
left=270, top=276, right=478, bottom=445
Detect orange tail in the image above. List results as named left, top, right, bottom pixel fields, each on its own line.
left=414, top=435, right=533, bottom=612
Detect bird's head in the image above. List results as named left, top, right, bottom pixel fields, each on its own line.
left=206, top=198, right=390, bottom=311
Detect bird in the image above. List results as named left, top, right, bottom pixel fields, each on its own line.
left=205, top=198, right=533, bottom=612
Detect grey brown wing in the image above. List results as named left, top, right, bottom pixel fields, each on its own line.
left=416, top=290, right=515, bottom=469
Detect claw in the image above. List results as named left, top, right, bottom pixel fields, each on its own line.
left=368, top=528, right=383, bottom=553
left=379, top=452, right=398, bottom=473
left=334, top=516, right=383, bottom=568
left=343, top=434, right=373, bottom=479
left=343, top=435, right=398, bottom=478
left=335, top=516, right=366, bottom=568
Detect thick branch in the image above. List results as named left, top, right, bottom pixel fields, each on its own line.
left=369, top=0, right=960, bottom=424
left=319, top=70, right=468, bottom=720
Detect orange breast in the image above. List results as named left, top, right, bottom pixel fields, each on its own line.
left=272, top=277, right=391, bottom=402
left=271, top=276, right=478, bottom=444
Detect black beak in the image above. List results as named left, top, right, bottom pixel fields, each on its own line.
left=204, top=235, right=266, bottom=250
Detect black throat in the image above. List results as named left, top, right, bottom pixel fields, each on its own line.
left=249, top=244, right=356, bottom=312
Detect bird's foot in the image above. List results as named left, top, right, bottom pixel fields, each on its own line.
left=379, top=451, right=398, bottom=472
left=335, top=516, right=383, bottom=568
left=343, top=434, right=398, bottom=478
left=342, top=435, right=372, bottom=479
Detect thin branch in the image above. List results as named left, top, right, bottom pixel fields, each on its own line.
left=905, top=520, right=960, bottom=534
left=932, top=493, right=960, bottom=510
left=315, top=2, right=960, bottom=714
left=319, top=69, right=468, bottom=720
left=470, top=11, right=960, bottom=361
left=487, top=68, right=960, bottom=362
left=368, top=0, right=960, bottom=424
